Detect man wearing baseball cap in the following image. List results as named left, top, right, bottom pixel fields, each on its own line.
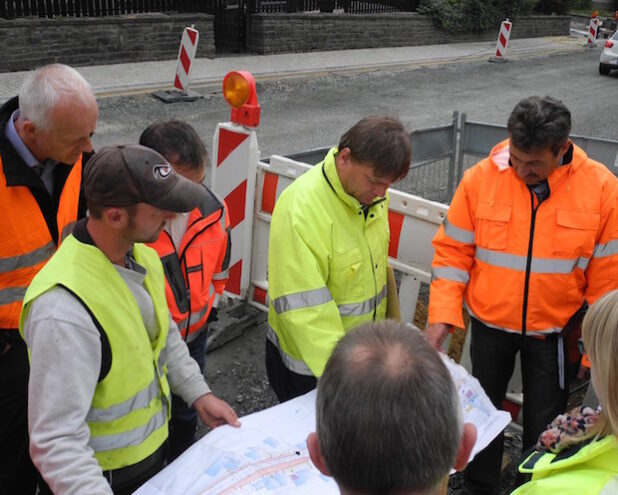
left=19, top=144, right=240, bottom=495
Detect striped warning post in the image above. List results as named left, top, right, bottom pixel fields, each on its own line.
left=494, top=19, right=512, bottom=60
left=173, top=27, right=199, bottom=92
left=587, top=17, right=599, bottom=46
left=211, top=123, right=260, bottom=299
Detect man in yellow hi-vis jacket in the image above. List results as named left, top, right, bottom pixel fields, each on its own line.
left=265, top=116, right=412, bottom=402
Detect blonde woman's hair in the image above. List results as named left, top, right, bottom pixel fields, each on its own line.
left=582, top=290, right=618, bottom=437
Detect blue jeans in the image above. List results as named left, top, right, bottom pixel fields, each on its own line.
left=168, top=330, right=207, bottom=462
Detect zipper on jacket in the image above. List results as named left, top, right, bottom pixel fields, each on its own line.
left=362, top=210, right=379, bottom=321
left=178, top=210, right=223, bottom=265
left=521, top=190, right=539, bottom=337
left=178, top=210, right=224, bottom=340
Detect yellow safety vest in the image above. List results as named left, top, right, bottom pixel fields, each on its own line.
left=267, top=147, right=389, bottom=377
left=513, top=435, right=618, bottom=494
left=20, top=235, right=172, bottom=470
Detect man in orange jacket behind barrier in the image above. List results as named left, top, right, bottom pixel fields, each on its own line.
left=141, top=120, right=231, bottom=461
left=426, top=95, right=618, bottom=494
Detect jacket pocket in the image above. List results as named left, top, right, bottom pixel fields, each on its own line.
left=329, top=248, right=364, bottom=300
left=553, top=210, right=599, bottom=257
left=475, top=204, right=512, bottom=250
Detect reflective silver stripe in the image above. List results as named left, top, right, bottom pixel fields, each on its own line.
left=593, top=239, right=618, bottom=259
left=61, top=221, right=76, bottom=241
left=266, top=325, right=313, bottom=376
left=338, top=284, right=388, bottom=318
left=467, top=307, right=561, bottom=334
left=443, top=218, right=475, bottom=244
left=219, top=210, right=227, bottom=232
left=175, top=311, right=205, bottom=334
left=431, top=266, right=470, bottom=284
left=577, top=257, right=590, bottom=271
left=557, top=336, right=566, bottom=390
left=272, top=287, right=333, bottom=314
left=86, top=374, right=160, bottom=422
left=88, top=407, right=167, bottom=452
left=190, top=307, right=208, bottom=325
left=0, top=286, right=27, bottom=305
left=212, top=269, right=229, bottom=281
left=475, top=247, right=589, bottom=274
left=376, top=284, right=387, bottom=306
left=0, top=242, right=54, bottom=274
left=176, top=285, right=215, bottom=330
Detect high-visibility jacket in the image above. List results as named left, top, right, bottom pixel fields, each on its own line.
left=148, top=188, right=230, bottom=341
left=512, top=435, right=618, bottom=494
left=20, top=235, right=171, bottom=470
left=267, top=147, right=389, bottom=377
left=429, top=140, right=618, bottom=335
left=0, top=120, right=82, bottom=330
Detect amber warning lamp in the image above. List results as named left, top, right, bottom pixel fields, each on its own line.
left=223, top=71, right=261, bottom=128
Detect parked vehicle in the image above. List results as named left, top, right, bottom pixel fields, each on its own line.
left=600, top=31, right=618, bottom=75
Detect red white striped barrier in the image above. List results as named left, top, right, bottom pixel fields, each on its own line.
left=494, top=19, right=512, bottom=60
left=587, top=17, right=599, bottom=45
left=260, top=171, right=294, bottom=216
left=211, top=123, right=260, bottom=299
left=174, top=27, right=199, bottom=92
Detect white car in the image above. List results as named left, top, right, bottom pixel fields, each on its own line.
left=600, top=31, right=618, bottom=75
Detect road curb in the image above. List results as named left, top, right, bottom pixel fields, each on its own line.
left=93, top=41, right=588, bottom=99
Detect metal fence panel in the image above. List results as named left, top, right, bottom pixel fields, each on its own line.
left=461, top=119, right=508, bottom=157
left=459, top=117, right=618, bottom=191
left=571, top=135, right=618, bottom=175
left=410, top=124, right=454, bottom=167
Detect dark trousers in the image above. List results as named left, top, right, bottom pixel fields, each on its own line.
left=265, top=339, right=316, bottom=402
left=464, top=319, right=570, bottom=494
left=168, top=330, right=207, bottom=462
left=0, top=337, right=38, bottom=495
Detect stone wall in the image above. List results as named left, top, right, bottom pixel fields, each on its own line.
left=0, top=12, right=569, bottom=72
left=0, top=13, right=214, bottom=73
left=592, top=0, right=614, bottom=8
left=247, top=13, right=570, bottom=54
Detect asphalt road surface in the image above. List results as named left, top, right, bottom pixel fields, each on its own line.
left=93, top=47, right=617, bottom=494
left=93, top=48, right=618, bottom=162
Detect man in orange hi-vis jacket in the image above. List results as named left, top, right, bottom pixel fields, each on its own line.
left=0, top=64, right=97, bottom=495
left=141, top=120, right=231, bottom=462
left=426, top=96, right=618, bottom=494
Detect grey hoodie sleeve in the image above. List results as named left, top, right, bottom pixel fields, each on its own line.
left=164, top=316, right=211, bottom=406
left=23, top=287, right=113, bottom=495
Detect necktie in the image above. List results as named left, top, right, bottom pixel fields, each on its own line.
left=35, top=160, right=55, bottom=195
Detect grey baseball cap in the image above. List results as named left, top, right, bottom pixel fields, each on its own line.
left=83, top=144, right=204, bottom=213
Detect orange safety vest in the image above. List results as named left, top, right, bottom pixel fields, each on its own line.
left=0, top=153, right=82, bottom=329
left=429, top=140, right=618, bottom=335
left=148, top=188, right=230, bottom=341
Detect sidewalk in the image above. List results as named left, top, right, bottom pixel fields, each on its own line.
left=0, top=35, right=590, bottom=103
